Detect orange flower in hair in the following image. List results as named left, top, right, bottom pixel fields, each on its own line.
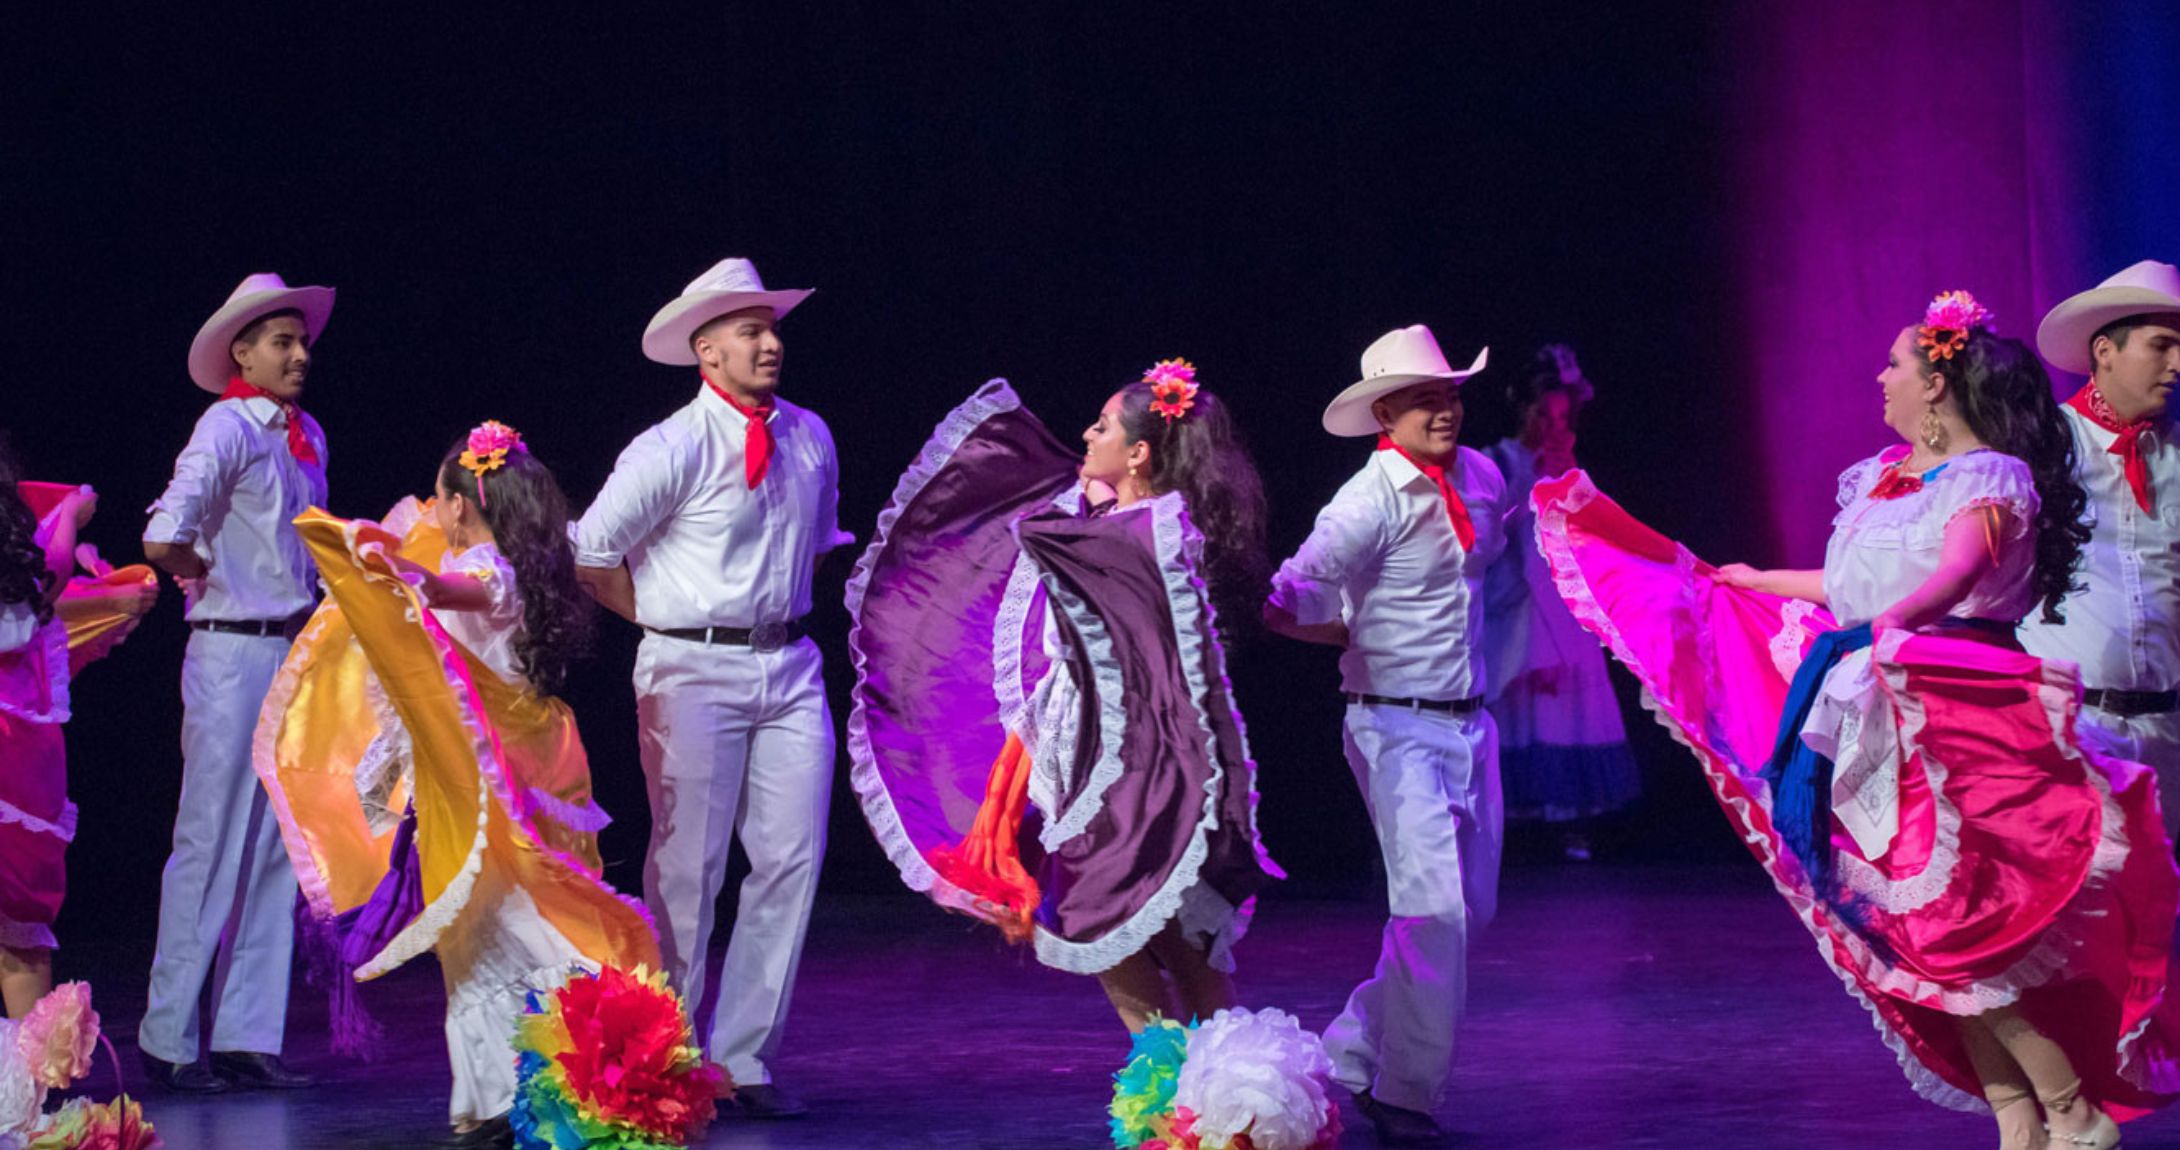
left=1143, top=358, right=1199, bottom=422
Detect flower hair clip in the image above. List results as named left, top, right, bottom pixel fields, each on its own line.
left=1143, top=358, right=1200, bottom=422
left=1917, top=290, right=1995, bottom=362
left=457, top=419, right=526, bottom=506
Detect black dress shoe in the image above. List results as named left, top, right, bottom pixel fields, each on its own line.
left=439, top=1115, right=513, bottom=1149
left=209, top=1050, right=316, bottom=1089
left=139, top=1050, right=228, bottom=1094
left=1355, top=1088, right=1447, bottom=1147
left=732, top=1081, right=810, bottom=1118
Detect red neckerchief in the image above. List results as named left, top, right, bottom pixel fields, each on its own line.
left=218, top=377, right=319, bottom=465
left=1866, top=445, right=1924, bottom=500
left=1376, top=435, right=1476, bottom=550
left=2067, top=385, right=2155, bottom=514
left=703, top=377, right=774, bottom=489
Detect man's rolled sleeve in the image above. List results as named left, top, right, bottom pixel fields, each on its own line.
left=1269, top=493, right=1386, bottom=627
left=144, top=412, right=243, bottom=546
left=574, top=431, right=687, bottom=568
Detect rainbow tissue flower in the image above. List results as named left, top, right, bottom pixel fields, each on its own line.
left=510, top=965, right=723, bottom=1150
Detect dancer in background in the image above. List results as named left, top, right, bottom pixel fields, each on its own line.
left=573, top=258, right=851, bottom=1119
left=1482, top=345, right=1640, bottom=860
left=257, top=423, right=661, bottom=1149
left=0, top=446, right=157, bottom=1017
left=1539, top=291, right=2176, bottom=1149
left=2024, top=260, right=2180, bottom=836
left=846, top=362, right=1280, bottom=1034
left=140, top=273, right=332, bottom=1093
left=1265, top=324, right=1506, bottom=1148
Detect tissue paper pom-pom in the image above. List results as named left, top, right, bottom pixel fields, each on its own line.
left=0, top=1019, right=45, bottom=1144
left=512, top=966, right=722, bottom=1149
left=19, top=983, right=100, bottom=1090
left=1110, top=1016, right=1192, bottom=1147
left=1171, top=1008, right=1337, bottom=1150
left=27, top=1095, right=161, bottom=1150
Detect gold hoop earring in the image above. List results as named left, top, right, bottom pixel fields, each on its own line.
left=1918, top=408, right=1947, bottom=452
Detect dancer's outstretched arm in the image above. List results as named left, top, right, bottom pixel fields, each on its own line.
left=1711, top=564, right=1826, bottom=604
left=383, top=553, right=496, bottom=612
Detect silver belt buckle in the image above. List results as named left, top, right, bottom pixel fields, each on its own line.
left=749, top=621, right=789, bottom=652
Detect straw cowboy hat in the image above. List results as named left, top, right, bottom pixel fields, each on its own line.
left=641, top=258, right=814, bottom=366
left=2036, top=260, right=2180, bottom=376
left=187, top=273, right=335, bottom=393
left=1321, top=324, right=1489, bottom=437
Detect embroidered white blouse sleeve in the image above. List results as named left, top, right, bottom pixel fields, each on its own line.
left=572, top=425, right=696, bottom=569
left=1268, top=480, right=1390, bottom=628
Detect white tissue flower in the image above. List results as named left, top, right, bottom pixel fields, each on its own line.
left=1171, top=1007, right=1334, bottom=1150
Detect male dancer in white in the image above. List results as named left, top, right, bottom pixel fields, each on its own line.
left=2025, top=260, right=2180, bottom=830
left=140, top=274, right=330, bottom=1093
left=1264, top=325, right=1505, bottom=1148
left=574, top=258, right=850, bottom=1119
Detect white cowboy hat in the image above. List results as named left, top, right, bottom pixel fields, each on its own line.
left=2036, top=259, right=2180, bottom=376
left=1321, top=324, right=1488, bottom=437
left=641, top=258, right=814, bottom=366
left=187, top=273, right=335, bottom=393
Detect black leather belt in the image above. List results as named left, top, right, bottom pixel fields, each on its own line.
left=2082, top=688, right=2180, bottom=718
left=190, top=615, right=307, bottom=640
left=644, top=619, right=808, bottom=652
left=1345, top=691, right=1484, bottom=714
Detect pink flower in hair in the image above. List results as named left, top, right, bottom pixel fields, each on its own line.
left=1143, top=358, right=1200, bottom=422
left=459, top=420, right=526, bottom=477
left=1917, top=290, right=1994, bottom=362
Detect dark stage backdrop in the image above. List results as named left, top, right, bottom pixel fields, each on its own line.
left=2, top=6, right=2168, bottom=944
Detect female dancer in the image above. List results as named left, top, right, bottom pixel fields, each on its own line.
left=0, top=439, right=155, bottom=1017
left=1536, top=293, right=2175, bottom=1148
left=1482, top=345, right=1640, bottom=859
left=256, top=422, right=658, bottom=1147
left=847, top=363, right=1282, bottom=1031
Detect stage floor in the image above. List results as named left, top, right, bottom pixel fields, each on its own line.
left=53, top=862, right=2180, bottom=1149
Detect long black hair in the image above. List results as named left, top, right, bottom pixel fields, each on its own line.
left=437, top=438, right=592, bottom=695
left=1115, top=382, right=1270, bottom=638
left=1918, top=329, right=2088, bottom=623
left=0, top=433, right=55, bottom=626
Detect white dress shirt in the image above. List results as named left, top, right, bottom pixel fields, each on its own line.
left=573, top=385, right=853, bottom=631
left=2018, top=405, right=2180, bottom=691
left=143, top=395, right=328, bottom=622
left=1269, top=446, right=1508, bottom=700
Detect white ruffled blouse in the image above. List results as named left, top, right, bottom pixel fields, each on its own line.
left=431, top=543, right=527, bottom=686
left=1822, top=447, right=2041, bottom=628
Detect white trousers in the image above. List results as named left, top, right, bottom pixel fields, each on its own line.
left=139, top=630, right=299, bottom=1064
left=1323, top=703, right=1502, bottom=1114
left=634, top=635, right=833, bottom=1086
left=2076, top=707, right=2180, bottom=840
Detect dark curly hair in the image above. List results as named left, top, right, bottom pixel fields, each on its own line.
left=1114, top=382, right=1270, bottom=640
left=1915, top=329, right=2088, bottom=623
left=0, top=433, right=56, bottom=626
left=437, top=438, right=592, bottom=695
